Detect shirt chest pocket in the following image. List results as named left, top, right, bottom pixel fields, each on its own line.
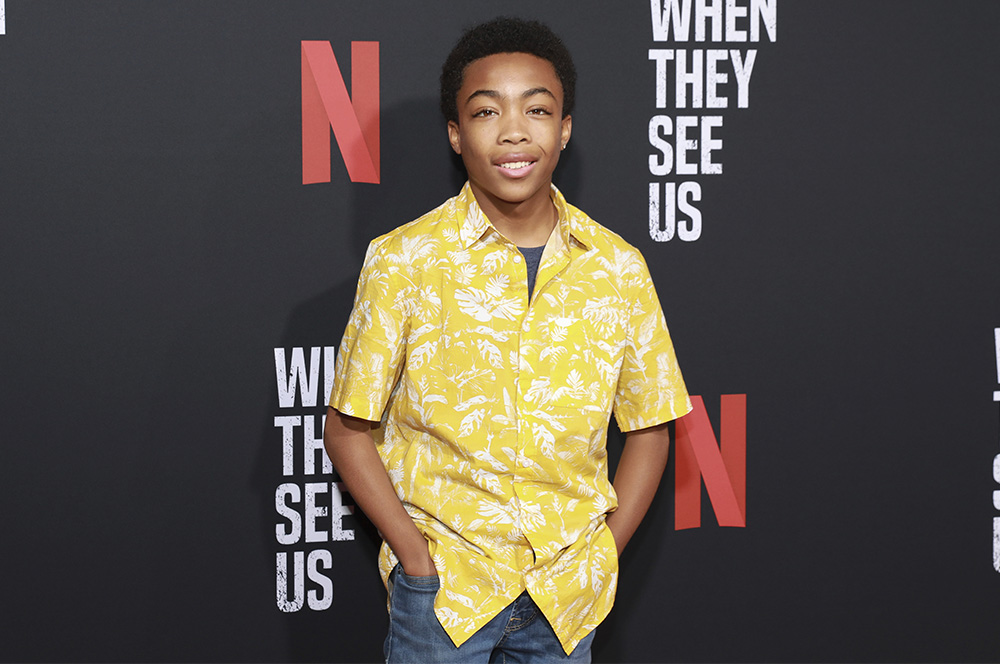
left=529, top=315, right=626, bottom=413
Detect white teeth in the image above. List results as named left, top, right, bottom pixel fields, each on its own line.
left=499, top=161, right=532, bottom=170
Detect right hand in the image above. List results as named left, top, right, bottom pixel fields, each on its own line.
left=401, top=553, right=437, bottom=577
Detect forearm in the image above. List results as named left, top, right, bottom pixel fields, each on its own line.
left=605, top=422, right=671, bottom=556
left=323, top=407, right=436, bottom=576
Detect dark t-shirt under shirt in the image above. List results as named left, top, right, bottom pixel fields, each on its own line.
left=518, top=245, right=545, bottom=301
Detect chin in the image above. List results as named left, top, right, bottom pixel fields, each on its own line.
left=488, top=178, right=549, bottom=205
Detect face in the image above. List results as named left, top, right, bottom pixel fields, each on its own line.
left=447, top=52, right=572, bottom=213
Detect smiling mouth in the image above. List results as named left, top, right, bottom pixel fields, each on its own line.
left=497, top=160, right=535, bottom=171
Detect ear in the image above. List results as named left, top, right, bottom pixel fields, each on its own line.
left=447, top=120, right=462, bottom=155
left=560, top=114, right=572, bottom=151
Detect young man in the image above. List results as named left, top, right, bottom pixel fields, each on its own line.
left=324, top=17, right=691, bottom=663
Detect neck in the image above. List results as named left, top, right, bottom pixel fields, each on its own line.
left=470, top=183, right=557, bottom=247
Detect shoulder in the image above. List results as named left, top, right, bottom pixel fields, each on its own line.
left=565, top=203, right=651, bottom=277
left=364, top=195, right=464, bottom=265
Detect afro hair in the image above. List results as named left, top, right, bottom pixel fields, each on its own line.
left=440, top=16, right=577, bottom=124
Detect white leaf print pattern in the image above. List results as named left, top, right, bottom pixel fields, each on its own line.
left=476, top=339, right=503, bottom=367
left=454, top=288, right=493, bottom=322
left=408, top=340, right=438, bottom=370
left=480, top=250, right=506, bottom=275
left=330, top=184, right=690, bottom=655
left=458, top=409, right=485, bottom=438
left=454, top=287, right=522, bottom=322
left=454, top=395, right=489, bottom=412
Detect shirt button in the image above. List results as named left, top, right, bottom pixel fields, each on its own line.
left=513, top=254, right=522, bottom=263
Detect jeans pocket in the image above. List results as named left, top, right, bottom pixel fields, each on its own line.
left=397, top=569, right=440, bottom=590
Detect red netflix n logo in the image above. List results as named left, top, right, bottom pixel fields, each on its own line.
left=301, top=41, right=380, bottom=185
left=674, top=394, right=747, bottom=529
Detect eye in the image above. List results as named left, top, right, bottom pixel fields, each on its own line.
left=472, top=108, right=498, bottom=118
left=527, top=107, right=552, bottom=116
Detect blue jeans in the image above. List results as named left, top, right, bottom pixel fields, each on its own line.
left=384, top=566, right=595, bottom=663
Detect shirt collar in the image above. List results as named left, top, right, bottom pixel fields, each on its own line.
left=455, top=182, right=593, bottom=252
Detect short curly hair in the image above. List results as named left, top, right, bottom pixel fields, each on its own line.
left=440, top=17, right=577, bottom=124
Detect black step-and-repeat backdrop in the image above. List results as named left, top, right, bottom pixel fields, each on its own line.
left=2, top=2, right=999, bottom=662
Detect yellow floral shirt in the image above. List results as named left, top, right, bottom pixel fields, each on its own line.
left=330, top=183, right=691, bottom=653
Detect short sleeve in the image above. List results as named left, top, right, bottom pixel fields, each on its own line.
left=329, top=240, right=410, bottom=422
left=612, top=254, right=692, bottom=432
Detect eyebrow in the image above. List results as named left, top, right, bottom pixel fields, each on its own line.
left=464, top=87, right=557, bottom=105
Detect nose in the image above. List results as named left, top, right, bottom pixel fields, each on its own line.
left=499, top=112, right=530, bottom=144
